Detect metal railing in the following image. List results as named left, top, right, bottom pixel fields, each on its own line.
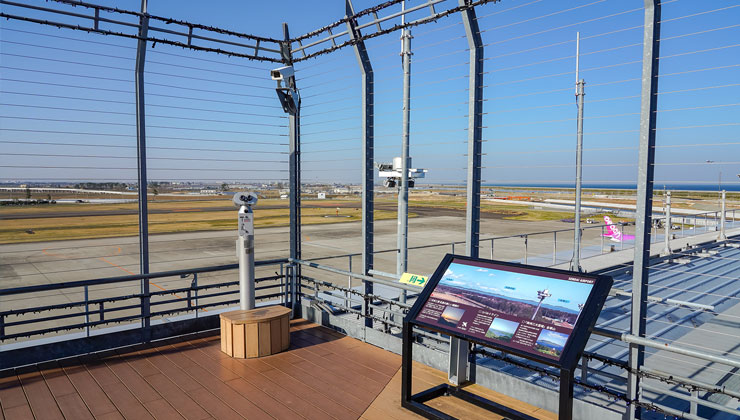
left=0, top=259, right=288, bottom=342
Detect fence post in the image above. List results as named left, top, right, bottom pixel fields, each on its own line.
left=719, top=190, right=727, bottom=241
left=663, top=191, right=671, bottom=256
left=553, top=231, right=557, bottom=265
left=84, top=285, right=90, bottom=337
left=451, top=242, right=455, bottom=254
left=347, top=255, right=353, bottom=310
left=524, top=235, right=528, bottom=265
left=193, top=273, right=199, bottom=318
left=135, top=0, right=151, bottom=341
left=601, top=225, right=604, bottom=253
left=628, top=1, right=661, bottom=418
left=346, top=0, right=374, bottom=328
left=490, top=238, right=494, bottom=259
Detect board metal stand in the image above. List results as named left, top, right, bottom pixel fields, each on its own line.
left=402, top=322, right=575, bottom=420
left=401, top=254, right=612, bottom=420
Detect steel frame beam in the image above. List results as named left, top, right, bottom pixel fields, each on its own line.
left=449, top=0, right=485, bottom=387
left=461, top=0, right=483, bottom=260
left=280, top=24, right=302, bottom=301
left=134, top=0, right=151, bottom=339
left=346, top=0, right=375, bottom=328
left=628, top=1, right=661, bottom=418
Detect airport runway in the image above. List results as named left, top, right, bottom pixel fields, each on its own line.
left=0, top=215, right=610, bottom=342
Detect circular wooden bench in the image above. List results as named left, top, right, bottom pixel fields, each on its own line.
left=220, top=306, right=291, bottom=358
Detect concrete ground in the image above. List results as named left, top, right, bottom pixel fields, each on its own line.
left=0, top=214, right=624, bottom=343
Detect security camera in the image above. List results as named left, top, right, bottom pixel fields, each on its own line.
left=233, top=191, right=258, bottom=207
left=270, top=66, right=294, bottom=81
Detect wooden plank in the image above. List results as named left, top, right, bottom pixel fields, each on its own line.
left=143, top=373, right=211, bottom=420
left=281, top=314, right=290, bottom=350
left=270, top=318, right=282, bottom=354
left=258, top=321, right=271, bottom=356
left=116, top=347, right=161, bottom=378
left=233, top=324, right=246, bottom=358
left=194, top=347, right=334, bottom=420
left=260, top=352, right=369, bottom=415
left=156, top=343, right=273, bottom=420
left=237, top=357, right=359, bottom=419
left=220, top=318, right=227, bottom=354
left=143, top=398, right=185, bottom=420
left=38, top=362, right=77, bottom=398
left=187, top=387, right=242, bottom=420
left=81, top=355, right=120, bottom=387
left=2, top=404, right=34, bottom=420
left=220, top=306, right=290, bottom=323
left=246, top=323, right=260, bottom=358
left=225, top=320, right=233, bottom=356
left=0, top=373, right=30, bottom=410
left=99, top=381, right=155, bottom=420
left=60, top=359, right=119, bottom=417
left=225, top=377, right=306, bottom=420
left=16, top=366, right=64, bottom=420
left=94, top=410, right=126, bottom=420
left=138, top=347, right=203, bottom=393
left=54, top=393, right=94, bottom=420
left=104, top=354, right=161, bottom=403
left=286, top=336, right=386, bottom=396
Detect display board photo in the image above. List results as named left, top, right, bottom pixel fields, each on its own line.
left=413, top=258, right=598, bottom=361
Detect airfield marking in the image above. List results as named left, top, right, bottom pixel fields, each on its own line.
left=41, top=246, right=204, bottom=310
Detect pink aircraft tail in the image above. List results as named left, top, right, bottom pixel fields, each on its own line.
left=602, top=216, right=635, bottom=242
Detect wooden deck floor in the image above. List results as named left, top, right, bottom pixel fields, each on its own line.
left=0, top=318, right=555, bottom=420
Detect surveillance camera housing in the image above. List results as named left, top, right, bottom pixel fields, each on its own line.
left=270, top=66, right=294, bottom=81
left=233, top=191, right=258, bottom=207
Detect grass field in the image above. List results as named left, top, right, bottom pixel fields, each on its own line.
left=0, top=191, right=648, bottom=244
left=0, top=206, right=403, bottom=244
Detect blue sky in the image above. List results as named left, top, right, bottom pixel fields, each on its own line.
left=440, top=261, right=592, bottom=312
left=1, top=1, right=738, bottom=185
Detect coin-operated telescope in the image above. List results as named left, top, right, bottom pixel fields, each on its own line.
left=233, top=192, right=258, bottom=310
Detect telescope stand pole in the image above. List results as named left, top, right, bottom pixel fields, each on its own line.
left=238, top=205, right=256, bottom=310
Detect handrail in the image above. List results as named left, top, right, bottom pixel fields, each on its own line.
left=0, top=258, right=288, bottom=296
left=290, top=258, right=419, bottom=292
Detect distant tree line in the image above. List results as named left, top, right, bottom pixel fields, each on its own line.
left=74, top=182, right=130, bottom=190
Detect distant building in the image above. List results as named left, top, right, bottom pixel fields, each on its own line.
left=317, top=192, right=326, bottom=199
left=280, top=194, right=288, bottom=199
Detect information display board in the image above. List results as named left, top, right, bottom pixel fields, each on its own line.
left=408, top=254, right=612, bottom=368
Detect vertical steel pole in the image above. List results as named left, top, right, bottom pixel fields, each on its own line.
left=663, top=191, right=671, bottom=256
left=571, top=79, right=585, bottom=272
left=398, top=9, right=412, bottom=303
left=462, top=0, right=483, bottom=261
left=134, top=0, right=151, bottom=338
left=448, top=1, right=484, bottom=386
left=346, top=0, right=374, bottom=327
left=719, top=190, right=727, bottom=241
left=571, top=32, right=584, bottom=272
left=628, top=2, right=660, bottom=418
left=281, top=24, right=301, bottom=287
left=237, top=205, right=255, bottom=310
